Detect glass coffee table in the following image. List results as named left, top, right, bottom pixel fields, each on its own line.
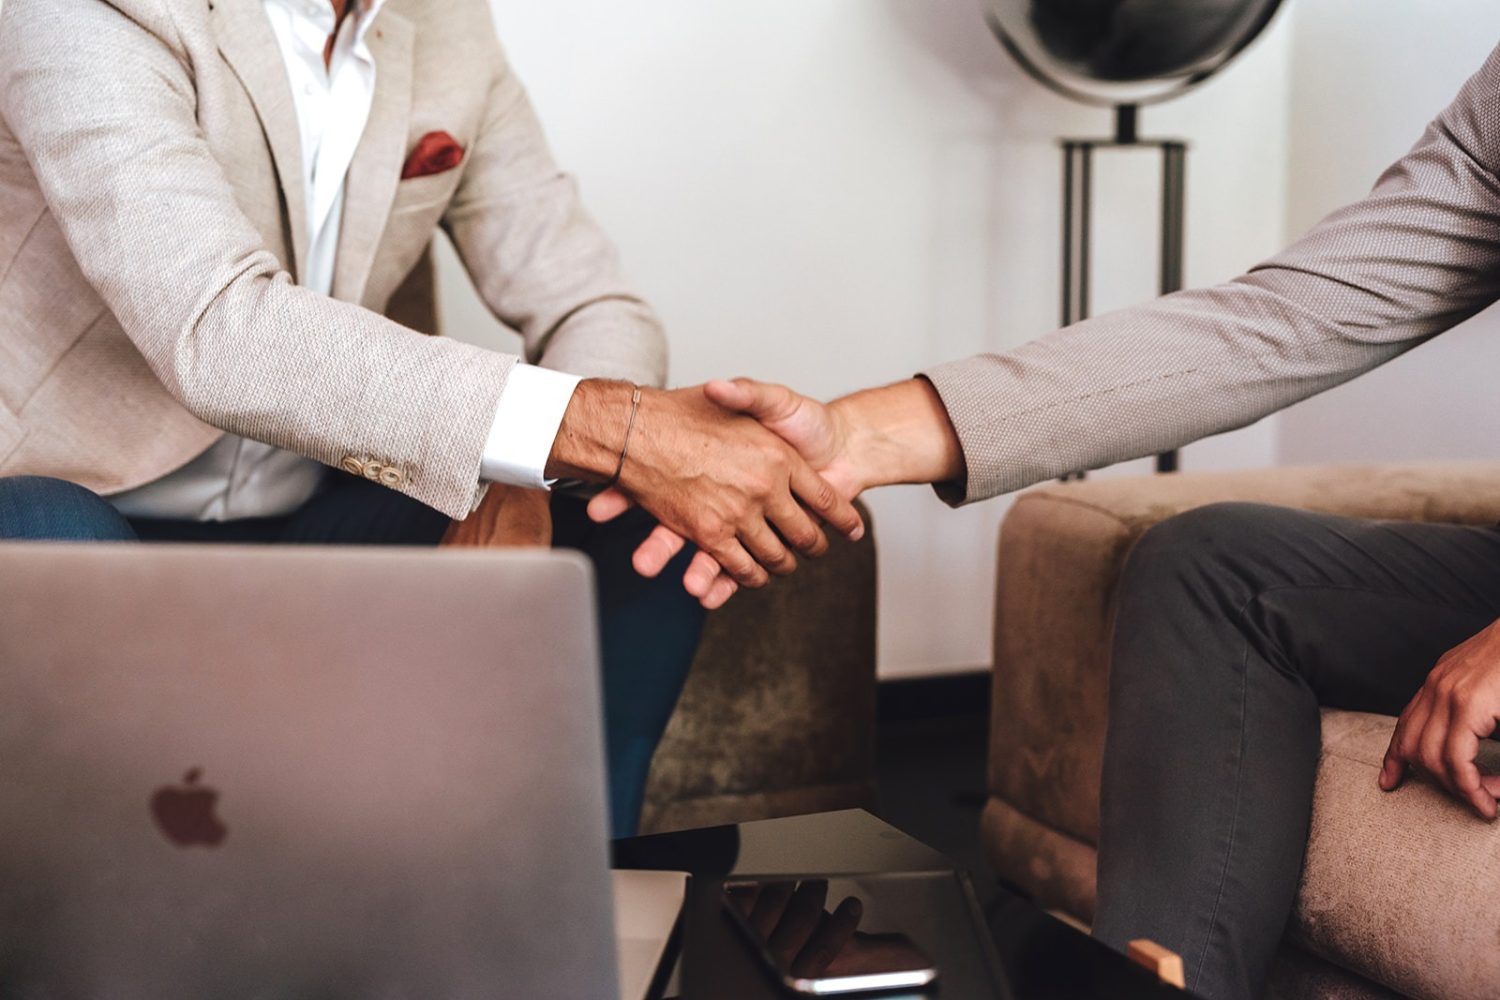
left=613, top=808, right=1194, bottom=999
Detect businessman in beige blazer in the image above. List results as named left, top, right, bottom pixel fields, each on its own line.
left=0, top=0, right=860, bottom=837
left=599, top=38, right=1500, bottom=1000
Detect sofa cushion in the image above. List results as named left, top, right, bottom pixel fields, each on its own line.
left=1294, top=711, right=1500, bottom=1000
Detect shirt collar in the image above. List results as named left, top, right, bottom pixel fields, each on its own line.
left=263, top=0, right=389, bottom=41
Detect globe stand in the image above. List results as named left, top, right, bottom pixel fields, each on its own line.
left=1059, top=104, right=1185, bottom=478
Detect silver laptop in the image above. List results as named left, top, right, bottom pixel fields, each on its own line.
left=0, top=543, right=619, bottom=999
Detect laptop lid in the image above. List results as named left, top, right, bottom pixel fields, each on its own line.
left=0, top=543, right=617, bottom=999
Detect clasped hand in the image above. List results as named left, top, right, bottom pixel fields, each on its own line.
left=561, top=381, right=863, bottom=609
left=585, top=375, right=960, bottom=608
left=586, top=378, right=864, bottom=609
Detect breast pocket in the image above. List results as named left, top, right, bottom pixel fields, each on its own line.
left=392, top=170, right=463, bottom=216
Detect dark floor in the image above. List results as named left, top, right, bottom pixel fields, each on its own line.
left=871, top=678, right=1002, bottom=905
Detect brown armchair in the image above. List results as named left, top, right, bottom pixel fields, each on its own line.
left=984, top=462, right=1500, bottom=1000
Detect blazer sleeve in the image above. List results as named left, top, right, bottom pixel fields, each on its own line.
left=922, top=42, right=1500, bottom=505
left=439, top=15, right=668, bottom=389
left=0, top=0, right=513, bottom=519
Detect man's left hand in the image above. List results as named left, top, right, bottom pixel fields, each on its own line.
left=1379, top=617, right=1500, bottom=819
left=442, top=485, right=553, bottom=549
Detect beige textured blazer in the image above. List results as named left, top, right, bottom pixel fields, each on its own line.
left=923, top=43, right=1500, bottom=505
left=0, top=0, right=665, bottom=519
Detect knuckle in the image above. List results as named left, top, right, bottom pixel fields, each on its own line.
left=756, top=439, right=787, bottom=468
left=797, top=528, right=827, bottom=555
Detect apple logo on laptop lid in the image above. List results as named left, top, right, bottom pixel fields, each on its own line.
left=150, top=768, right=228, bottom=848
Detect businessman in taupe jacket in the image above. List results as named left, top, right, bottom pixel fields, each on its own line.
left=0, top=0, right=860, bottom=838
left=604, top=38, right=1500, bottom=1000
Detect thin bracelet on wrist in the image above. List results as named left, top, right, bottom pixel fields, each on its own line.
left=606, top=385, right=642, bottom=488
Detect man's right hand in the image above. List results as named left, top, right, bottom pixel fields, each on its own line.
left=545, top=380, right=864, bottom=596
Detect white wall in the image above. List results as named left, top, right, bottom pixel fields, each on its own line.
left=446, top=1, right=1295, bottom=677
left=1276, top=1, right=1500, bottom=465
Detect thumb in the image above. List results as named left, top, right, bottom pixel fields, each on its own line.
left=1378, top=753, right=1406, bottom=792
left=704, top=378, right=801, bottom=423
left=586, top=487, right=635, bottom=524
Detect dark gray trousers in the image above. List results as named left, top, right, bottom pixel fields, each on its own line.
left=1090, top=502, right=1500, bottom=1000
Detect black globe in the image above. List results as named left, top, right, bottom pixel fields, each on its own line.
left=983, top=0, right=1285, bottom=106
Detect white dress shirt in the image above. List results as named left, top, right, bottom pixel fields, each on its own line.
left=110, top=0, right=578, bottom=521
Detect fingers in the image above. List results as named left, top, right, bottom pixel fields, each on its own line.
left=1380, top=692, right=1423, bottom=791
left=790, top=896, right=864, bottom=979
left=748, top=881, right=796, bottom=939
left=701, top=574, right=739, bottom=610
left=1379, top=681, right=1499, bottom=820
left=740, top=518, right=798, bottom=578
left=682, top=550, right=723, bottom=599
left=681, top=551, right=739, bottom=610
left=1416, top=697, right=1454, bottom=795
left=787, top=461, right=864, bottom=542
left=632, top=531, right=744, bottom=609
left=1384, top=692, right=1433, bottom=792
left=767, top=881, right=829, bottom=967
left=631, top=525, right=685, bottom=579
left=701, top=535, right=770, bottom=590
left=1445, top=724, right=1495, bottom=819
left=587, top=487, right=635, bottom=523
left=767, top=493, right=829, bottom=559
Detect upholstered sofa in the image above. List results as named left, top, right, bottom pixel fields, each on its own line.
left=400, top=248, right=879, bottom=838
left=983, top=462, right=1500, bottom=1000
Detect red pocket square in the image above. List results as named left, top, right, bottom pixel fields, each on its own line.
left=401, top=130, right=465, bottom=180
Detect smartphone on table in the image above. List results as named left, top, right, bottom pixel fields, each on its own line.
left=722, top=876, right=940, bottom=995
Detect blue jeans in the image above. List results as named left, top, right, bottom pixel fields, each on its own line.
left=0, top=474, right=705, bottom=837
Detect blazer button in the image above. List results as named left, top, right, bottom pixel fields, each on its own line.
left=341, top=456, right=364, bottom=476
left=379, top=467, right=403, bottom=487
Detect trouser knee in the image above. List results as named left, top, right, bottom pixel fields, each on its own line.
left=1121, top=501, right=1284, bottom=597
left=1110, top=502, right=1304, bottom=699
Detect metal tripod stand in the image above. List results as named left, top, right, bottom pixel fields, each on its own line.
left=1058, top=104, right=1184, bottom=478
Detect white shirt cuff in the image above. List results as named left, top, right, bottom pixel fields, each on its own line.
left=479, top=364, right=584, bottom=489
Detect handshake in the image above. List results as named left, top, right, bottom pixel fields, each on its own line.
left=544, top=376, right=965, bottom=608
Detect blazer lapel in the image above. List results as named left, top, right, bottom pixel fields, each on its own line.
left=332, top=9, right=415, bottom=307
left=211, top=0, right=309, bottom=281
